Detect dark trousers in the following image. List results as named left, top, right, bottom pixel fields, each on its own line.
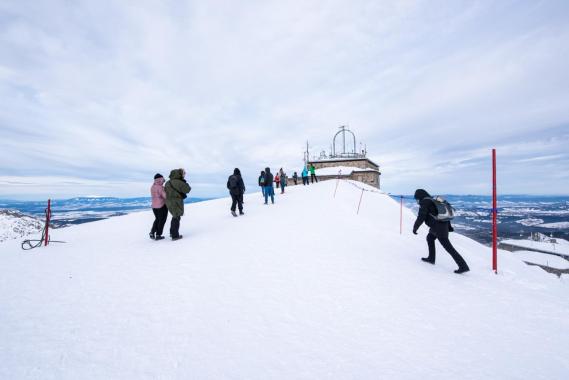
left=302, top=176, right=308, bottom=185
left=311, top=173, right=318, bottom=183
left=293, top=178, right=297, bottom=185
left=151, top=205, right=168, bottom=236
left=426, top=223, right=468, bottom=269
left=231, top=193, right=243, bottom=212
left=170, top=216, right=181, bottom=238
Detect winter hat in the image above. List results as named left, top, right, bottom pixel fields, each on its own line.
left=414, top=189, right=431, bottom=200
left=234, top=168, right=241, bottom=176
left=154, top=173, right=163, bottom=180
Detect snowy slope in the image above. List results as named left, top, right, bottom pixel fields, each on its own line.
left=0, top=209, right=43, bottom=242
left=1, top=180, right=568, bottom=379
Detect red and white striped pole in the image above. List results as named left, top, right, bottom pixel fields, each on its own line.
left=492, top=149, right=498, bottom=273
left=45, top=199, right=51, bottom=246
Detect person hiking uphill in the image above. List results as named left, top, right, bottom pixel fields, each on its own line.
left=301, top=167, right=309, bottom=185
left=227, top=168, right=246, bottom=217
left=149, top=173, right=168, bottom=240
left=258, top=170, right=266, bottom=197
left=263, top=167, right=275, bottom=204
left=413, top=189, right=470, bottom=274
left=165, top=168, right=191, bottom=241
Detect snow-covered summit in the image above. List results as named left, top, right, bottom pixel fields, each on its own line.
left=1, top=180, right=568, bottom=379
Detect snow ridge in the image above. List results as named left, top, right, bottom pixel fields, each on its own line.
left=0, top=181, right=568, bottom=379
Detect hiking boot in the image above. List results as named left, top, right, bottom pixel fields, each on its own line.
left=239, top=211, right=244, bottom=215
left=149, top=232, right=155, bottom=240
left=421, top=257, right=435, bottom=264
left=231, top=210, right=237, bottom=217
left=454, top=267, right=470, bottom=274
left=155, top=235, right=165, bottom=241
left=172, top=235, right=183, bottom=241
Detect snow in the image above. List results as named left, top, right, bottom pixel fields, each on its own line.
left=501, top=238, right=569, bottom=256
left=0, top=210, right=43, bottom=242
left=313, top=166, right=379, bottom=176
left=512, top=251, right=569, bottom=270
left=516, top=218, right=544, bottom=226
left=1, top=180, right=568, bottom=379
left=540, top=221, right=569, bottom=229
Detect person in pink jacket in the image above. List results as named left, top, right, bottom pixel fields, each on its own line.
left=149, top=173, right=168, bottom=240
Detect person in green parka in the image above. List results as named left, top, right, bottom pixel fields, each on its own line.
left=164, top=168, right=191, bottom=240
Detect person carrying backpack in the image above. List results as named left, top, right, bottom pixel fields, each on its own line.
left=227, top=168, right=246, bottom=217
left=149, top=173, right=168, bottom=240
left=258, top=170, right=266, bottom=197
left=165, top=168, right=191, bottom=240
left=301, top=167, right=309, bottom=185
left=263, top=167, right=275, bottom=204
left=413, top=189, right=469, bottom=274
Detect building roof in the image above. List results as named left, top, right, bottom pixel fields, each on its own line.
left=308, top=157, right=380, bottom=168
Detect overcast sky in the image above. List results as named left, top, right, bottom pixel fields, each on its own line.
left=1, top=0, right=568, bottom=199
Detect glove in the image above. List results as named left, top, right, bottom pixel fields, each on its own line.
left=413, top=229, right=418, bottom=235
left=449, top=226, right=454, bottom=232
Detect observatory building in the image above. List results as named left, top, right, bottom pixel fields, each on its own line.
left=300, top=126, right=381, bottom=189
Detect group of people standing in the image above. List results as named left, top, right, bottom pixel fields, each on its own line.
left=150, top=169, right=191, bottom=241
left=301, top=164, right=318, bottom=185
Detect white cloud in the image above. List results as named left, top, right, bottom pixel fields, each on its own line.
left=1, top=0, right=568, bottom=199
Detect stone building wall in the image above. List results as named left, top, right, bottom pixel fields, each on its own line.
left=308, top=158, right=379, bottom=171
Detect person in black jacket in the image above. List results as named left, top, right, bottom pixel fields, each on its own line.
left=413, top=189, right=470, bottom=274
left=263, top=167, right=275, bottom=204
left=227, top=168, right=246, bottom=216
left=258, top=170, right=266, bottom=197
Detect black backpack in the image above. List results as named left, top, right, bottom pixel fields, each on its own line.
left=228, top=175, right=239, bottom=190
left=428, top=196, right=455, bottom=221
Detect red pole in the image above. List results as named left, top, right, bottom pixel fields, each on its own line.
left=45, top=199, right=51, bottom=246
left=492, top=149, right=497, bottom=273
left=400, top=196, right=403, bottom=234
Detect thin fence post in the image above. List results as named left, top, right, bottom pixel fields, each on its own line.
left=492, top=149, right=498, bottom=273
left=334, top=175, right=340, bottom=198
left=357, top=189, right=364, bottom=214
left=400, top=196, right=403, bottom=234
left=45, top=199, right=51, bottom=246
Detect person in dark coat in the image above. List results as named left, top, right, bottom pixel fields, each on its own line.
left=227, top=168, right=246, bottom=216
left=263, top=167, right=275, bottom=204
left=258, top=171, right=266, bottom=197
left=292, top=172, right=298, bottom=185
left=165, top=168, right=191, bottom=240
left=413, top=189, right=470, bottom=274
